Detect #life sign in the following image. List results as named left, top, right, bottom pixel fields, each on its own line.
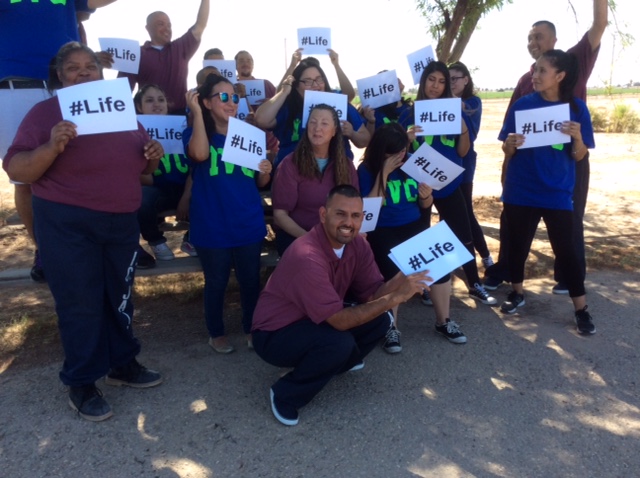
left=238, top=79, right=266, bottom=106
left=401, top=142, right=465, bottom=191
left=407, top=45, right=436, bottom=85
left=388, top=220, right=473, bottom=285
left=356, top=70, right=401, bottom=110
left=359, top=197, right=383, bottom=234
left=413, top=98, right=462, bottom=136
left=222, top=117, right=266, bottom=171
left=203, top=60, right=237, bottom=84
left=136, top=115, right=187, bottom=155
left=57, top=77, right=137, bottom=135
left=514, top=103, right=571, bottom=149
left=98, top=38, right=140, bottom=74
left=301, top=90, right=347, bottom=128
left=297, top=27, right=332, bottom=55
left=236, top=98, right=252, bottom=121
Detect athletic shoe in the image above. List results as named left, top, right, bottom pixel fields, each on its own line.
left=552, top=283, right=570, bottom=295
left=270, top=388, right=299, bottom=426
left=383, top=326, right=402, bottom=354
left=500, top=290, right=526, bottom=314
left=435, top=319, right=467, bottom=344
left=421, top=289, right=433, bottom=306
left=150, top=242, right=175, bottom=261
left=104, top=358, right=163, bottom=388
left=575, top=306, right=596, bottom=335
left=30, top=250, right=46, bottom=283
left=483, top=276, right=503, bottom=291
left=348, top=361, right=365, bottom=372
left=469, top=283, right=497, bottom=305
left=180, top=241, right=198, bottom=257
left=136, top=246, right=156, bottom=269
left=481, top=255, right=495, bottom=268
left=68, top=384, right=113, bottom=422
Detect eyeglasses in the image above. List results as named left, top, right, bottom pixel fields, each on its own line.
left=299, top=77, right=325, bottom=87
left=450, top=76, right=465, bottom=83
left=210, top=92, right=240, bottom=104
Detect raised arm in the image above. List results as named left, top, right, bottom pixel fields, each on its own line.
left=328, top=49, right=355, bottom=102
left=191, top=0, right=210, bottom=41
left=588, top=0, right=609, bottom=51
left=255, top=78, right=293, bottom=130
left=87, top=0, right=118, bottom=8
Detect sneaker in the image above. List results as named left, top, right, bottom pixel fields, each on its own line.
left=383, top=326, right=402, bottom=354
left=435, top=319, right=467, bottom=344
left=104, top=358, right=163, bottom=388
left=552, top=283, right=569, bottom=295
left=500, top=290, right=526, bottom=314
left=575, top=306, right=596, bottom=335
left=483, top=276, right=503, bottom=291
left=68, top=384, right=113, bottom=422
left=136, top=246, right=156, bottom=269
left=180, top=241, right=198, bottom=257
left=469, top=283, right=497, bottom=305
left=150, top=242, right=175, bottom=261
left=348, top=361, right=365, bottom=372
left=270, top=388, right=299, bottom=426
left=421, top=289, right=433, bottom=306
left=481, top=255, right=495, bottom=269
left=30, top=250, right=46, bottom=283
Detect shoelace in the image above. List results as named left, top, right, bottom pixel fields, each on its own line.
left=446, top=320, right=461, bottom=334
left=386, top=328, right=401, bottom=342
left=474, top=284, right=490, bottom=299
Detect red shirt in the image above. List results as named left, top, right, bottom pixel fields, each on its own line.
left=252, top=223, right=384, bottom=332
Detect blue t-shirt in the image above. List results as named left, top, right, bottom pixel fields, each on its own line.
left=358, top=164, right=421, bottom=228
left=372, top=101, right=414, bottom=130
left=183, top=129, right=266, bottom=248
left=152, top=153, right=190, bottom=188
left=0, top=0, right=87, bottom=80
left=461, top=96, right=482, bottom=183
left=272, top=103, right=364, bottom=166
left=499, top=92, right=595, bottom=210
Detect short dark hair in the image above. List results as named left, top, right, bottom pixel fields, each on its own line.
left=326, top=185, right=361, bottom=205
left=204, top=48, right=224, bottom=59
left=532, top=20, right=556, bottom=37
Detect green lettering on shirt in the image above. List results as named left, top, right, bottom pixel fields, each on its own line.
left=552, top=143, right=564, bottom=151
left=11, top=0, right=68, bottom=4
left=291, top=118, right=301, bottom=142
left=209, top=146, right=256, bottom=178
left=387, top=180, right=402, bottom=204
left=403, top=178, right=419, bottom=203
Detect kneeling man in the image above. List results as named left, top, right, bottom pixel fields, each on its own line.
left=252, top=185, right=429, bottom=425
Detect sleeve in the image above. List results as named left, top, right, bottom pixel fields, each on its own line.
left=498, top=101, right=518, bottom=141
left=568, top=32, right=600, bottom=90
left=347, top=104, right=364, bottom=131
left=264, top=80, right=277, bottom=99
left=271, top=153, right=299, bottom=212
left=357, top=164, right=374, bottom=196
left=176, top=29, right=201, bottom=60
left=182, top=127, right=194, bottom=156
left=3, top=103, right=52, bottom=172
left=463, top=96, right=482, bottom=142
left=575, top=100, right=595, bottom=149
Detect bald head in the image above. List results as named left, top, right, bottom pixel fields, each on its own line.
left=146, top=11, right=172, bottom=47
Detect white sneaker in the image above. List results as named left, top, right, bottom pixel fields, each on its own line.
left=150, top=242, right=175, bottom=261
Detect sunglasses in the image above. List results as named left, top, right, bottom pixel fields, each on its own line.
left=210, top=92, right=240, bottom=104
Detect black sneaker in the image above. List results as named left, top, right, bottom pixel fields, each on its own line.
left=136, top=246, right=156, bottom=269
left=501, top=290, right=525, bottom=314
left=469, top=283, right=497, bottom=305
left=435, top=319, right=467, bottom=344
left=575, top=306, right=596, bottom=335
left=270, top=388, right=299, bottom=426
left=421, top=289, right=433, bottom=306
left=483, top=276, right=503, bottom=291
left=68, top=384, right=113, bottom=422
left=104, top=358, right=163, bottom=388
left=552, top=283, right=570, bottom=295
left=383, top=326, right=402, bottom=354
left=30, top=250, right=46, bottom=283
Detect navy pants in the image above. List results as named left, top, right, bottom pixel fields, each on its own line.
left=33, top=197, right=141, bottom=387
left=196, top=241, right=263, bottom=337
left=253, top=312, right=392, bottom=410
left=138, top=183, right=186, bottom=245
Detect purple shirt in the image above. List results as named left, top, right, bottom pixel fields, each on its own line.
left=251, top=223, right=384, bottom=332
left=271, top=152, right=359, bottom=232
left=4, top=97, right=150, bottom=213
left=509, top=32, right=600, bottom=110
left=119, top=29, right=200, bottom=112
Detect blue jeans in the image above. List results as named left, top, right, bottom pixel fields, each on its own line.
left=32, top=197, right=141, bottom=386
left=196, top=241, right=263, bottom=337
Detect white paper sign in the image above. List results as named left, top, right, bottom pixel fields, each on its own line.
left=407, top=45, right=436, bottom=85
left=388, top=220, right=473, bottom=285
left=98, top=38, right=140, bottom=74
left=401, top=142, right=465, bottom=191
left=203, top=60, right=237, bottom=84
left=301, top=90, right=347, bottom=128
left=297, top=27, right=332, bottom=55
left=238, top=79, right=266, bottom=106
left=356, top=70, right=401, bottom=110
left=57, top=78, right=137, bottom=135
left=136, top=115, right=187, bottom=154
left=359, top=197, right=383, bottom=234
left=514, top=103, right=571, bottom=149
left=413, top=98, right=462, bottom=136
left=236, top=98, right=252, bottom=121
left=222, top=117, right=266, bottom=171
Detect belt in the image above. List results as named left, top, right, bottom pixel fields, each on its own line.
left=0, top=79, right=48, bottom=90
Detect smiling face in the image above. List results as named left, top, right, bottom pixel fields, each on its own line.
left=138, top=87, right=168, bottom=115
left=235, top=52, right=254, bottom=79
left=306, top=108, right=337, bottom=151
left=296, top=67, right=326, bottom=96
left=146, top=12, right=172, bottom=47
left=527, top=24, right=556, bottom=60
left=532, top=57, right=565, bottom=95
left=203, top=81, right=238, bottom=124
left=58, top=50, right=101, bottom=88
left=422, top=70, right=447, bottom=99
left=449, top=69, right=468, bottom=98
left=320, top=194, right=364, bottom=249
